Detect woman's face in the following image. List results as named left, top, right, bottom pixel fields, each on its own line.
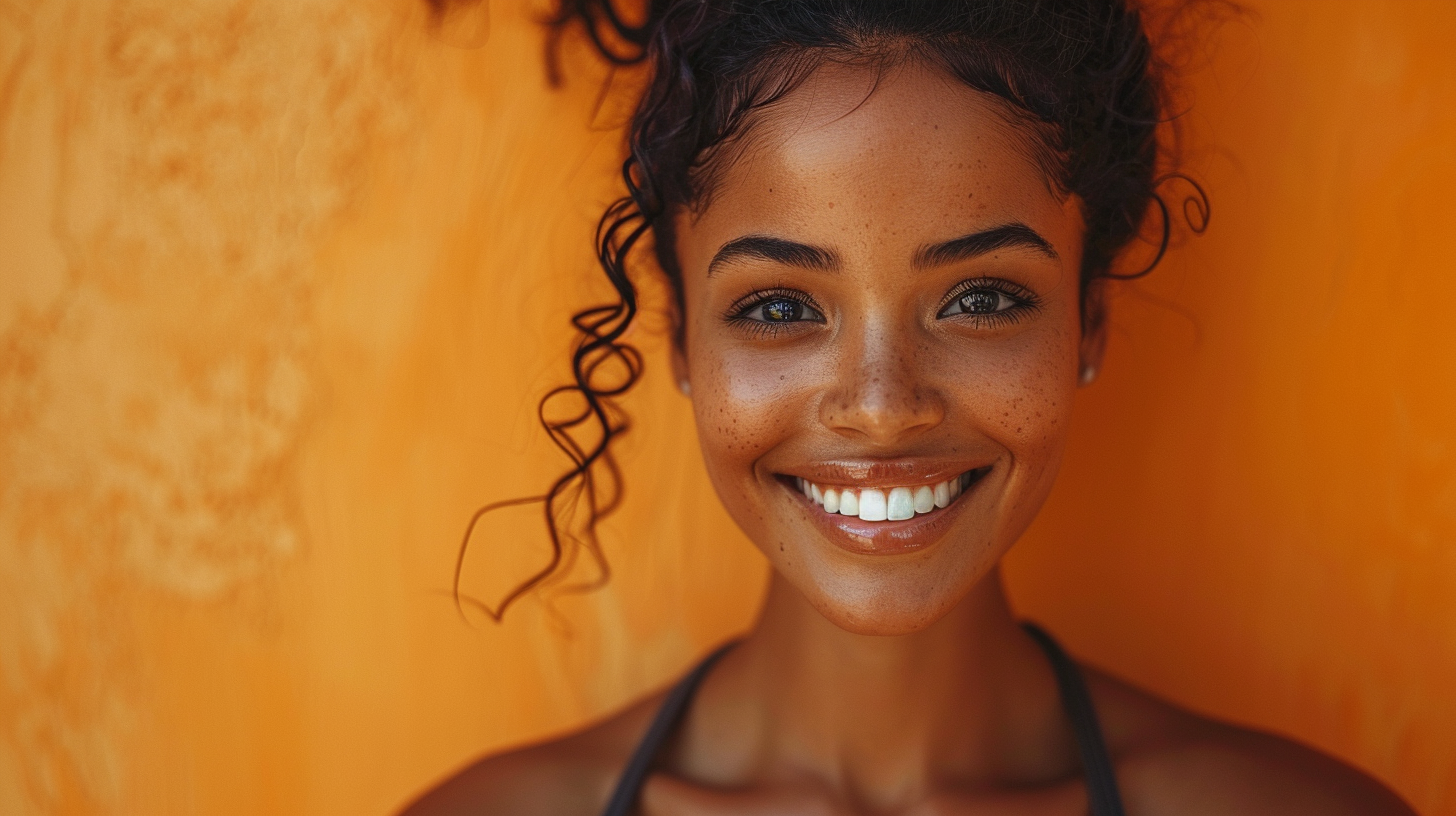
left=672, top=60, right=1096, bottom=636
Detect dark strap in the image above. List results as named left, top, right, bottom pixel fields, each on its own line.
left=599, top=641, right=737, bottom=816
left=600, top=628, right=1125, bottom=816
left=1023, top=622, right=1127, bottom=816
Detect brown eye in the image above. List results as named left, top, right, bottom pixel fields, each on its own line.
left=939, top=288, right=1019, bottom=318
left=726, top=289, right=826, bottom=332
left=737, top=295, right=823, bottom=325
left=762, top=299, right=802, bottom=322
left=960, top=291, right=1001, bottom=314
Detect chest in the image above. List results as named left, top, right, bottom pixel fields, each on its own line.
left=635, top=772, right=1092, bottom=816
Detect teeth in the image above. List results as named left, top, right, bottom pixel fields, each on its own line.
left=913, top=486, right=935, bottom=514
left=797, top=473, right=974, bottom=523
left=858, top=489, right=888, bottom=521
left=885, top=487, right=913, bottom=520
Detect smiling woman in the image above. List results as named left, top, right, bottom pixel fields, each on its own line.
left=668, top=67, right=1089, bottom=636
left=401, top=2, right=1417, bottom=815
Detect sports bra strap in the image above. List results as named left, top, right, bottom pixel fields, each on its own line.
left=600, top=625, right=1125, bottom=816
left=1023, top=622, right=1127, bottom=816
left=599, top=641, right=737, bottom=816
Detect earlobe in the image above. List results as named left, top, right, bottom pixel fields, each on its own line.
left=1078, top=280, right=1109, bottom=388
left=669, top=339, right=691, bottom=399
left=665, top=288, right=693, bottom=397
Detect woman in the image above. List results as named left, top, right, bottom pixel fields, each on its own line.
left=405, top=1, right=1415, bottom=813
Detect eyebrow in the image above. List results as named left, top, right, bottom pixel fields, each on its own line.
left=704, top=222, right=1057, bottom=277
left=915, top=223, right=1059, bottom=268
left=707, top=235, right=839, bottom=277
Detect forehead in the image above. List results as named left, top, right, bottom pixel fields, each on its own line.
left=684, top=58, right=1077, bottom=257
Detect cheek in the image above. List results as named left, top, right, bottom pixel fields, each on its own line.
left=940, top=320, right=1080, bottom=458
left=689, top=343, right=815, bottom=476
left=989, top=346, right=1073, bottom=436
left=961, top=323, right=1082, bottom=504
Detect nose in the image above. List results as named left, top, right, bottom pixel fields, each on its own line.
left=818, top=322, right=946, bottom=445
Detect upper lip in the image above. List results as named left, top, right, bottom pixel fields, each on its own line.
left=779, top=458, right=987, bottom=487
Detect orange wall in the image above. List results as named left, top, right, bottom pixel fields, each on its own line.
left=1, top=1, right=1452, bottom=813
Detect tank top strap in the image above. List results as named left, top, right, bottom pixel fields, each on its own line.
left=599, top=628, right=1125, bottom=816
left=599, top=641, right=737, bottom=816
left=1022, top=622, right=1127, bottom=816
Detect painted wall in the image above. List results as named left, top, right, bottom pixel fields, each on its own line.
left=1, top=0, right=1451, bottom=813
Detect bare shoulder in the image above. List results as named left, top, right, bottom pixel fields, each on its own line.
left=1085, top=668, right=1417, bottom=816
left=395, top=690, right=666, bottom=816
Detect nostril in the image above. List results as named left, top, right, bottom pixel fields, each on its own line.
left=819, top=387, right=946, bottom=443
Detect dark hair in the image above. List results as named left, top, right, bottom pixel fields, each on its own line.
left=457, top=0, right=1208, bottom=621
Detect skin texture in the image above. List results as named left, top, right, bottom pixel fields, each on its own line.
left=400, top=60, right=1415, bottom=816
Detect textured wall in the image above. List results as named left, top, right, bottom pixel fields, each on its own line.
left=0, top=0, right=1451, bottom=813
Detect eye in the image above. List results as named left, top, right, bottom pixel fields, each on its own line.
left=747, top=297, right=817, bottom=323
left=727, top=289, right=825, bottom=330
left=936, top=279, right=1039, bottom=322
left=941, top=290, right=1016, bottom=316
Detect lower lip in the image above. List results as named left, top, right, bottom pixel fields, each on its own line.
left=787, top=470, right=988, bottom=557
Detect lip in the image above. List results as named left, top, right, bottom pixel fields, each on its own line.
left=788, top=459, right=973, bottom=486
left=779, top=464, right=991, bottom=556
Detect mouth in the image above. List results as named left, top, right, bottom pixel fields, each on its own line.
left=791, top=470, right=981, bottom=522
left=777, top=466, right=992, bottom=556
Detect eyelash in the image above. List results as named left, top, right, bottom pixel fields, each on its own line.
left=724, top=287, right=825, bottom=337
left=936, top=278, right=1041, bottom=328
left=724, top=278, right=1040, bottom=336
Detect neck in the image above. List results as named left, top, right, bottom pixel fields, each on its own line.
left=684, top=568, right=1075, bottom=808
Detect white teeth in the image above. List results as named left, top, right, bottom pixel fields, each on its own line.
left=797, top=472, right=976, bottom=523
left=933, top=481, right=950, bottom=508
left=858, top=489, right=888, bottom=521
left=913, top=486, right=935, bottom=514
left=886, top=487, right=913, bottom=520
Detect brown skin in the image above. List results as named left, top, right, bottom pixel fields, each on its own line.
left=401, top=61, right=1415, bottom=816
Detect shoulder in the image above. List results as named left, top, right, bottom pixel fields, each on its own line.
left=395, top=691, right=666, bottom=816
left=1085, top=669, right=1417, bottom=816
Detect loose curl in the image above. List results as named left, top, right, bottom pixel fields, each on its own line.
left=458, top=0, right=1209, bottom=621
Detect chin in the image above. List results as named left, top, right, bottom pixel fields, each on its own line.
left=790, top=555, right=997, bottom=637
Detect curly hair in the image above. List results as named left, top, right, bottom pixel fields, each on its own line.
left=457, top=0, right=1207, bottom=621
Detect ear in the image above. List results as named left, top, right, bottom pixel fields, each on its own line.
left=1078, top=279, right=1108, bottom=386
left=667, top=298, right=691, bottom=397
left=654, top=221, right=693, bottom=397
left=669, top=338, right=690, bottom=396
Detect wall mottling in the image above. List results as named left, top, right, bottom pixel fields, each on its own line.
left=1, top=0, right=414, bottom=808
